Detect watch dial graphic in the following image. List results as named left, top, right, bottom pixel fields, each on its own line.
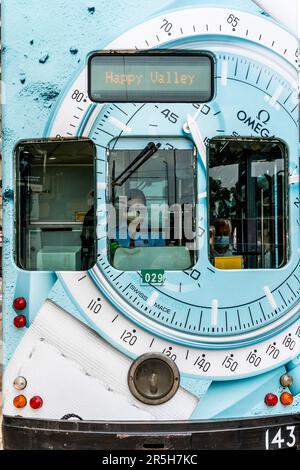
left=46, top=7, right=299, bottom=379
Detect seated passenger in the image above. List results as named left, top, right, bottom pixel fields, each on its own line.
left=211, top=218, right=233, bottom=258
left=114, top=189, right=165, bottom=248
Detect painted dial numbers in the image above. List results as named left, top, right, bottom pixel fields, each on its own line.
left=48, top=6, right=299, bottom=377
left=59, top=272, right=300, bottom=379
left=86, top=51, right=299, bottom=343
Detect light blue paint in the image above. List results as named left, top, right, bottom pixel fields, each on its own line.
left=48, top=279, right=88, bottom=325
left=14, top=271, right=57, bottom=324
left=192, top=366, right=287, bottom=419
left=181, top=376, right=211, bottom=399
left=2, top=0, right=299, bottom=423
left=287, top=361, right=300, bottom=396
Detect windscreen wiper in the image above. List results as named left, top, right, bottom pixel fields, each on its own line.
left=112, top=142, right=161, bottom=187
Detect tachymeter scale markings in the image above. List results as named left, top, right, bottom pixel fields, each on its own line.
left=49, top=6, right=299, bottom=140
left=216, top=54, right=298, bottom=128
left=59, top=271, right=300, bottom=378
left=89, top=52, right=299, bottom=339
left=45, top=7, right=299, bottom=374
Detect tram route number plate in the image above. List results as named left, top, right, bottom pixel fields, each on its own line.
left=141, top=270, right=165, bottom=285
left=265, top=426, right=298, bottom=450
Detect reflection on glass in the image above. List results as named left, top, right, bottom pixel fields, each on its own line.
left=208, top=138, right=288, bottom=270
left=107, top=143, right=197, bottom=271
left=16, top=139, right=96, bottom=271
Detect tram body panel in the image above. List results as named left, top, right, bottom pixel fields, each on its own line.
left=1, top=0, right=300, bottom=450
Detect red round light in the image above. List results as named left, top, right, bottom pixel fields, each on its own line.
left=30, top=396, right=43, bottom=409
left=264, top=393, right=278, bottom=407
left=13, top=315, right=27, bottom=328
left=13, top=297, right=27, bottom=311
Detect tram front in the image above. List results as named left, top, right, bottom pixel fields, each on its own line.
left=2, top=0, right=300, bottom=450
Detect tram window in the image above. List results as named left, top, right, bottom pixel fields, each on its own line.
left=16, top=139, right=96, bottom=271
left=107, top=143, right=197, bottom=271
left=208, top=138, right=288, bottom=270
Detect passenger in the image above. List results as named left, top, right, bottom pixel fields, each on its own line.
left=262, top=228, right=273, bottom=269
left=211, top=218, right=233, bottom=257
left=81, top=190, right=95, bottom=269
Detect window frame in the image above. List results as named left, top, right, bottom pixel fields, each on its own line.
left=14, top=137, right=97, bottom=272
left=207, top=136, right=290, bottom=271
left=106, top=139, right=199, bottom=272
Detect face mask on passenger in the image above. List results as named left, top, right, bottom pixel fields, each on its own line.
left=127, top=209, right=141, bottom=222
left=127, top=199, right=146, bottom=223
left=215, top=236, right=230, bottom=247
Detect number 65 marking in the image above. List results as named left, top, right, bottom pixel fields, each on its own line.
left=265, top=426, right=296, bottom=450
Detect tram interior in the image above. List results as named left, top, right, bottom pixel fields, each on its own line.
left=108, top=143, right=197, bottom=271
left=15, top=138, right=287, bottom=273
left=208, top=139, right=288, bottom=270
left=16, top=140, right=96, bottom=271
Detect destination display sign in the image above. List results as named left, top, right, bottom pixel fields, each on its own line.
left=88, top=53, right=213, bottom=102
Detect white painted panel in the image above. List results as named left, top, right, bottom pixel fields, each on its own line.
left=3, top=301, right=198, bottom=420
left=253, top=0, right=298, bottom=35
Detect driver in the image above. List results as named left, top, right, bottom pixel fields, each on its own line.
left=113, top=189, right=165, bottom=248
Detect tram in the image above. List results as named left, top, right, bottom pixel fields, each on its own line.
left=1, top=0, right=300, bottom=450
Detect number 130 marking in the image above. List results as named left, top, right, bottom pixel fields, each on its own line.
left=265, top=426, right=296, bottom=450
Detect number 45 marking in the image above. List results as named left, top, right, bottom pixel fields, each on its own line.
left=265, top=426, right=296, bottom=450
